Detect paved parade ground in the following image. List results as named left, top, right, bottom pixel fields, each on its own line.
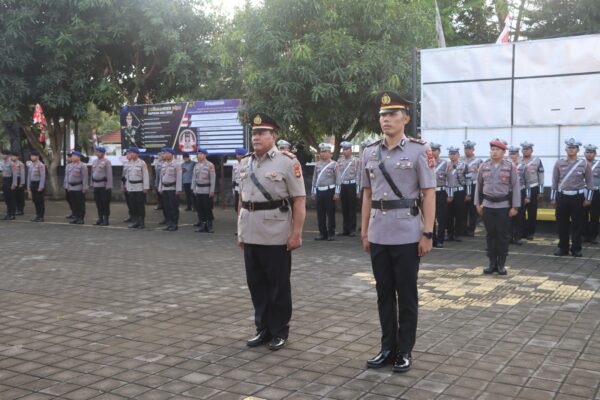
left=2, top=201, right=600, bottom=400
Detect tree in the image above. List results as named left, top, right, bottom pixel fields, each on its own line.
left=438, top=0, right=501, bottom=46
left=524, top=0, right=600, bottom=39
left=232, top=0, right=436, bottom=155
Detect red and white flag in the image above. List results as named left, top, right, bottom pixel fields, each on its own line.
left=180, top=114, right=190, bottom=127
left=496, top=12, right=512, bottom=44
left=33, top=103, right=46, bottom=126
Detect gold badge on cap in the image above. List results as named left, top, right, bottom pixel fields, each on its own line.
left=253, top=115, right=262, bottom=125
left=381, top=94, right=391, bottom=105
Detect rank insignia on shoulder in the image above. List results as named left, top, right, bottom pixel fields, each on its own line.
left=409, top=137, right=427, bottom=145
left=365, top=139, right=381, bottom=147
left=281, top=150, right=296, bottom=159
left=242, top=152, right=253, bottom=158
left=293, top=162, right=302, bottom=178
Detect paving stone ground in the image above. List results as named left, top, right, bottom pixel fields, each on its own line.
left=1, top=200, right=600, bottom=400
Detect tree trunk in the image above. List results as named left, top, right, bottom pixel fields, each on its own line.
left=514, top=0, right=527, bottom=41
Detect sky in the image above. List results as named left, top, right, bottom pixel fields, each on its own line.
left=208, top=0, right=263, bottom=17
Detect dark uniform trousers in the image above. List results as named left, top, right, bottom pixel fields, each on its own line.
left=195, top=194, right=214, bottom=223
left=124, top=190, right=133, bottom=217
left=465, top=183, right=478, bottom=235
left=183, top=183, right=194, bottom=210
left=15, top=179, right=25, bottom=213
left=162, top=191, right=179, bottom=227
left=370, top=242, right=419, bottom=354
left=583, top=190, right=600, bottom=241
left=69, top=190, right=86, bottom=220
left=129, top=191, right=146, bottom=219
left=523, top=186, right=540, bottom=237
left=93, top=187, right=111, bottom=218
left=65, top=189, right=74, bottom=215
left=3, top=177, right=16, bottom=216
left=483, top=207, right=511, bottom=261
left=234, top=191, right=240, bottom=213
left=511, top=189, right=526, bottom=241
left=30, top=181, right=45, bottom=218
left=556, top=193, right=584, bottom=252
left=340, top=183, right=357, bottom=234
left=316, top=188, right=336, bottom=237
left=446, top=190, right=466, bottom=239
left=244, top=244, right=292, bottom=339
left=434, top=190, right=448, bottom=245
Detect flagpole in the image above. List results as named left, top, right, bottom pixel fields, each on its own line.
left=434, top=0, right=446, bottom=48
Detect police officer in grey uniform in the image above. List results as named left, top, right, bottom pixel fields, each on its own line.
left=65, top=151, right=89, bottom=224
left=521, top=141, right=544, bottom=240
left=551, top=138, right=593, bottom=257
left=91, top=146, right=113, bottom=226
left=125, top=147, right=150, bottom=229
left=11, top=152, right=26, bottom=215
left=583, top=144, right=600, bottom=243
left=508, top=146, right=526, bottom=245
left=192, top=147, right=216, bottom=233
left=28, top=151, right=46, bottom=222
left=337, top=141, right=361, bottom=236
left=1, top=149, right=17, bottom=220
left=238, top=113, right=306, bottom=351
left=362, top=92, right=435, bottom=373
left=431, top=143, right=449, bottom=248
left=277, top=139, right=291, bottom=151
left=475, top=140, right=520, bottom=275
left=446, top=146, right=467, bottom=242
left=154, top=152, right=165, bottom=211
left=312, top=143, right=341, bottom=240
left=121, top=150, right=135, bottom=223
left=462, top=141, right=482, bottom=236
left=159, top=147, right=182, bottom=231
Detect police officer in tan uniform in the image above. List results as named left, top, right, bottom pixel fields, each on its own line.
left=475, top=140, right=521, bottom=275
left=551, top=139, right=593, bottom=256
left=125, top=147, right=150, bottom=229
left=1, top=149, right=17, bottom=220
left=192, top=147, right=216, bottom=233
left=65, top=151, right=89, bottom=224
left=362, top=92, right=435, bottom=373
left=91, top=146, right=113, bottom=226
left=238, top=113, right=306, bottom=351
left=337, top=141, right=361, bottom=236
left=446, top=146, right=467, bottom=242
left=583, top=144, right=599, bottom=244
left=462, top=141, right=482, bottom=236
left=159, top=147, right=182, bottom=231
left=28, top=151, right=46, bottom=222
left=431, top=143, right=449, bottom=248
left=311, top=143, right=341, bottom=240
left=521, top=141, right=544, bottom=240
left=508, top=146, right=526, bottom=245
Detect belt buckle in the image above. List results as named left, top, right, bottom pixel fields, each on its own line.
left=379, top=199, right=386, bottom=212
left=248, top=201, right=255, bottom=211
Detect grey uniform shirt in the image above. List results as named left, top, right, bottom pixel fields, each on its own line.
left=64, top=161, right=89, bottom=191
left=237, top=147, right=306, bottom=245
left=434, top=159, right=449, bottom=194
left=27, top=161, right=46, bottom=190
left=462, top=156, right=482, bottom=186
left=523, top=157, right=544, bottom=198
left=311, top=160, right=341, bottom=194
left=91, top=158, right=113, bottom=189
left=337, top=156, right=362, bottom=193
left=446, top=160, right=467, bottom=197
left=2, top=159, right=17, bottom=186
left=192, top=160, right=216, bottom=194
left=159, top=160, right=182, bottom=192
left=232, top=160, right=241, bottom=193
left=551, top=158, right=593, bottom=200
left=14, top=160, right=26, bottom=186
left=591, top=159, right=600, bottom=189
left=516, top=160, right=527, bottom=190
left=125, top=159, right=150, bottom=192
left=475, top=160, right=521, bottom=208
left=361, top=138, right=436, bottom=245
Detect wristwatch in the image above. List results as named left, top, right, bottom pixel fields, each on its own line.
left=422, top=231, right=433, bottom=239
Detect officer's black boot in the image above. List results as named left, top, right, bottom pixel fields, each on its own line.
left=128, top=217, right=140, bottom=229
left=483, top=257, right=496, bottom=274
left=137, top=217, right=145, bottom=229
left=101, top=215, right=109, bottom=226
left=123, top=216, right=133, bottom=223
left=195, top=222, right=208, bottom=233
left=497, top=256, right=507, bottom=275
left=206, top=221, right=214, bottom=233
left=94, top=217, right=103, bottom=225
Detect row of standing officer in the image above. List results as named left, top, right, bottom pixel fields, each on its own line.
left=1, top=149, right=44, bottom=221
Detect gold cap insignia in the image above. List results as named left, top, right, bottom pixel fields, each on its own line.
left=253, top=115, right=262, bottom=125
left=381, top=94, right=391, bottom=105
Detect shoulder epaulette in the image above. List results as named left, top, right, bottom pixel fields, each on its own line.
left=409, top=137, right=427, bottom=145
left=280, top=150, right=297, bottom=159
left=365, top=139, right=382, bottom=147
left=242, top=153, right=253, bottom=159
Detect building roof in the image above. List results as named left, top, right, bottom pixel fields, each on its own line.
left=100, top=129, right=121, bottom=144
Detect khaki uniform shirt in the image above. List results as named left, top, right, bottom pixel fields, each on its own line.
left=337, top=156, right=362, bottom=193
left=311, top=159, right=341, bottom=194
left=192, top=160, right=216, bottom=194
left=551, top=158, right=593, bottom=200
left=238, top=147, right=306, bottom=245
left=475, top=160, right=521, bottom=208
left=64, top=161, right=88, bottom=191
left=232, top=160, right=241, bottom=193
left=523, top=157, right=544, bottom=190
left=361, top=138, right=436, bottom=245
left=159, top=160, right=182, bottom=192
left=91, top=158, right=113, bottom=189
left=125, top=158, right=150, bottom=192
left=27, top=161, right=46, bottom=190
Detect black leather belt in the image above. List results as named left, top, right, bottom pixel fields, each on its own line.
left=196, top=183, right=210, bottom=187
left=371, top=198, right=418, bottom=211
left=162, top=182, right=176, bottom=187
left=483, top=194, right=510, bottom=202
left=92, top=177, right=107, bottom=182
left=129, top=179, right=142, bottom=184
left=242, top=199, right=289, bottom=211
left=69, top=181, right=83, bottom=186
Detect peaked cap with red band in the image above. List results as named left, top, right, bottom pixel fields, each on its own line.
left=378, top=91, right=412, bottom=114
left=251, top=113, right=280, bottom=131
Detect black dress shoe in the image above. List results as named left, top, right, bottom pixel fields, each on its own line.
left=392, top=353, right=412, bottom=373
left=590, top=239, right=598, bottom=244
left=167, top=225, right=178, bottom=231
left=483, top=263, right=496, bottom=274
left=327, top=235, right=335, bottom=241
left=193, top=222, right=202, bottom=227
left=348, top=232, right=356, bottom=237
left=571, top=250, right=583, bottom=257
left=314, top=236, right=326, bottom=241
left=66, top=214, right=73, bottom=219
left=269, top=337, right=287, bottom=351
left=497, top=265, right=507, bottom=275
left=366, top=350, right=394, bottom=369
left=94, top=218, right=103, bottom=225
left=511, top=239, right=523, bottom=245
left=554, top=248, right=568, bottom=256
left=122, top=217, right=133, bottom=223
left=246, top=329, right=271, bottom=347
left=434, top=242, right=444, bottom=248
left=15, top=211, right=24, bottom=216
left=154, top=206, right=163, bottom=210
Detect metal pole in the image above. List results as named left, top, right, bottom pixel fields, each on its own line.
left=219, top=156, right=225, bottom=208
left=411, top=47, right=418, bottom=138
